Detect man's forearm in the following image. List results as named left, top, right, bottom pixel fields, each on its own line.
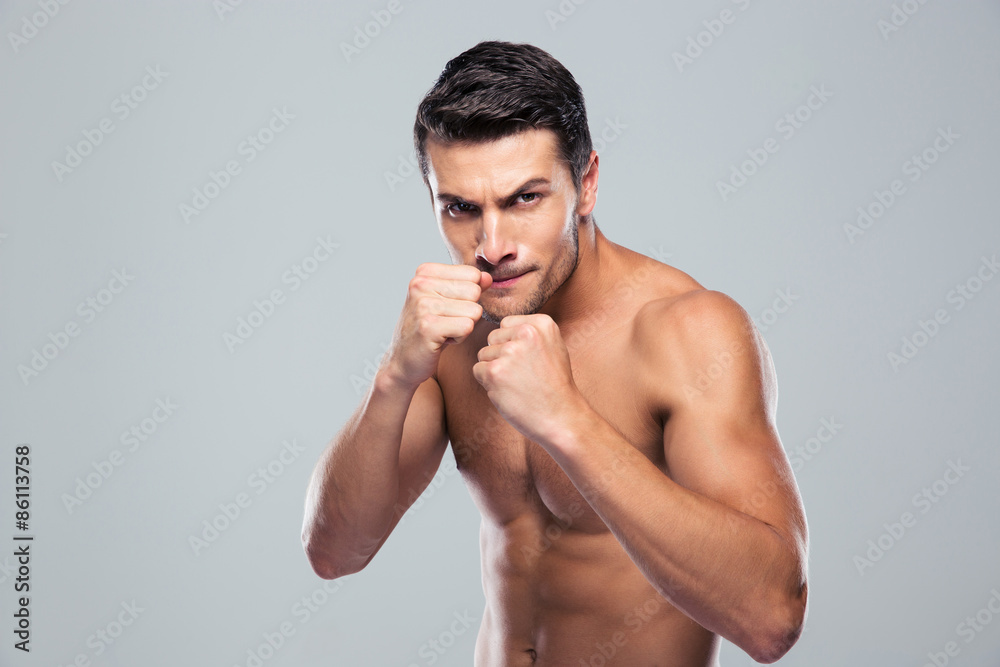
left=301, top=369, right=418, bottom=577
left=541, top=398, right=806, bottom=662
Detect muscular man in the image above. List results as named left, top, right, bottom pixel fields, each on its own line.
left=301, top=40, right=808, bottom=666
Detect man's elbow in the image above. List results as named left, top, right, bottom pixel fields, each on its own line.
left=747, top=586, right=807, bottom=664
left=748, top=625, right=802, bottom=664
left=301, top=531, right=365, bottom=580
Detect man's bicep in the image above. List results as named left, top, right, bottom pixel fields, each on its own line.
left=665, top=404, right=804, bottom=547
left=656, top=291, right=806, bottom=549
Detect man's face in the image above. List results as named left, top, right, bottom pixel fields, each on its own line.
left=425, top=128, right=584, bottom=324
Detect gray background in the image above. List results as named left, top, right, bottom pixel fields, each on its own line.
left=1, top=0, right=999, bottom=665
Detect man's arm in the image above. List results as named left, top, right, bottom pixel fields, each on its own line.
left=302, top=262, right=489, bottom=579
left=301, top=370, right=449, bottom=579
left=552, top=290, right=807, bottom=662
left=475, top=289, right=807, bottom=663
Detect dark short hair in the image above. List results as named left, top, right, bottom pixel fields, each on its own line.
left=413, top=40, right=593, bottom=194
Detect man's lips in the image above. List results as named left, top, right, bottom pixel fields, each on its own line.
left=489, top=270, right=530, bottom=288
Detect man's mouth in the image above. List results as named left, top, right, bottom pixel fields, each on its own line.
left=490, top=270, right=530, bottom=289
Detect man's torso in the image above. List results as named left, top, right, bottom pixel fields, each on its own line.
left=436, top=247, right=722, bottom=666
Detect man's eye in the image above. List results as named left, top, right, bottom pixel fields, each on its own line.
left=448, top=202, right=475, bottom=214
left=518, top=193, right=539, bottom=204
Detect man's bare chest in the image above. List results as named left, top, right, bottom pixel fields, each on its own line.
left=437, top=329, right=666, bottom=530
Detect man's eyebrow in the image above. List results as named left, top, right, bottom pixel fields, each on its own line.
left=435, top=177, right=552, bottom=206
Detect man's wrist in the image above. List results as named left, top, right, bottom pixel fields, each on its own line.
left=372, top=362, right=421, bottom=398
left=542, top=391, right=600, bottom=455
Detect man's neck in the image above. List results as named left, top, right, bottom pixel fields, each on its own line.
left=538, top=221, right=622, bottom=330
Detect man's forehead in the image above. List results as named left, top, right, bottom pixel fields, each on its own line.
left=426, top=127, right=567, bottom=196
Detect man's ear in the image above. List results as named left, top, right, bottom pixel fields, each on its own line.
left=576, top=150, right=599, bottom=217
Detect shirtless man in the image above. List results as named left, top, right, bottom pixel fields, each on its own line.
left=301, top=41, right=808, bottom=666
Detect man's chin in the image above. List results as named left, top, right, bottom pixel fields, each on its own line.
left=480, top=311, right=502, bottom=325
left=480, top=307, right=513, bottom=325
left=480, top=299, right=535, bottom=325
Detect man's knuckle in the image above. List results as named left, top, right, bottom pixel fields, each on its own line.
left=417, top=316, right=435, bottom=336
left=410, top=275, right=429, bottom=293
left=414, top=297, right=433, bottom=318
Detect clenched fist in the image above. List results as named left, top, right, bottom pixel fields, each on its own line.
left=472, top=313, right=585, bottom=446
left=382, top=263, right=492, bottom=389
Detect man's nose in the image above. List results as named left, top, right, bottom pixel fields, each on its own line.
left=475, top=210, right=517, bottom=266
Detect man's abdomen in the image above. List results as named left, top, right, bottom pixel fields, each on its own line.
left=474, top=515, right=720, bottom=667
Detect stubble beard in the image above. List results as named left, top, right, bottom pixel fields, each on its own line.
left=479, top=220, right=580, bottom=325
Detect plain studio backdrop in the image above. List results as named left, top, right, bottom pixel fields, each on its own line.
left=1, top=1, right=999, bottom=665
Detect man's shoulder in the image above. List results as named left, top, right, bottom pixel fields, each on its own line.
left=617, top=248, right=729, bottom=338
left=632, top=278, right=759, bottom=380
left=636, top=286, right=751, bottom=340
left=628, top=283, right=765, bottom=420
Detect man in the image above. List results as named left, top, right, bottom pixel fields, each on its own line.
left=301, top=40, right=808, bottom=666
